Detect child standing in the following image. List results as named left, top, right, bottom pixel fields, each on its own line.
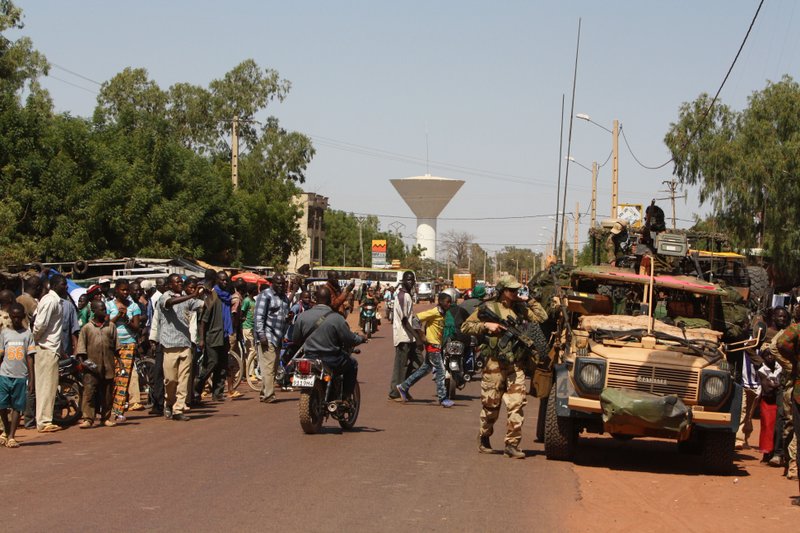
left=76, top=301, right=119, bottom=428
left=758, top=348, right=782, bottom=461
left=0, top=304, right=36, bottom=448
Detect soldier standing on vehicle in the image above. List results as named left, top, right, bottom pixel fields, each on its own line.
left=461, top=275, right=547, bottom=459
left=605, top=219, right=629, bottom=265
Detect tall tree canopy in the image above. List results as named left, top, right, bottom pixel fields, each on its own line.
left=665, top=75, right=800, bottom=277
left=0, top=1, right=312, bottom=266
left=322, top=210, right=406, bottom=267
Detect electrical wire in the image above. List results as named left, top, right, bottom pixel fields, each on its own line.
left=46, top=74, right=98, bottom=95
left=51, top=63, right=103, bottom=86
left=349, top=211, right=557, bottom=221
left=619, top=0, right=765, bottom=171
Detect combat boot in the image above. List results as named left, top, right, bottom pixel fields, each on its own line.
left=478, top=434, right=492, bottom=454
left=503, top=445, right=525, bottom=459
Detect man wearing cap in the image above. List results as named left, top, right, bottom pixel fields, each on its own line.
left=461, top=275, right=547, bottom=459
left=605, top=219, right=629, bottom=265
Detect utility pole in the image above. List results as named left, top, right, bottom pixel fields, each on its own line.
left=591, top=161, right=598, bottom=228
left=356, top=216, right=366, bottom=266
left=611, top=119, right=619, bottom=217
left=231, top=115, right=239, bottom=189
left=483, top=252, right=487, bottom=282
left=660, top=178, right=683, bottom=229
left=561, top=221, right=567, bottom=264
left=574, top=202, right=580, bottom=266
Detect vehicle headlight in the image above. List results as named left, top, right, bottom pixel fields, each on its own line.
left=574, top=357, right=606, bottom=394
left=580, top=364, right=602, bottom=388
left=448, top=359, right=461, bottom=372
left=699, top=370, right=731, bottom=406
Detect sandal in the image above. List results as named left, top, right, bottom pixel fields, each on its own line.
left=38, top=424, right=62, bottom=433
left=0, top=433, right=7, bottom=446
left=229, top=390, right=243, bottom=399
left=5, top=438, right=20, bottom=448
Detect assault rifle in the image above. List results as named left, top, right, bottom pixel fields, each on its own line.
left=477, top=306, right=549, bottom=366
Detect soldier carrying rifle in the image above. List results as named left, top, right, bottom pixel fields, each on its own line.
left=461, top=275, right=548, bottom=459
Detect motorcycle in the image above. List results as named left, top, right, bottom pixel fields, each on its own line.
left=385, top=298, right=394, bottom=323
left=294, top=349, right=361, bottom=434
left=443, top=336, right=484, bottom=400
left=359, top=303, right=378, bottom=338
left=53, top=356, right=84, bottom=427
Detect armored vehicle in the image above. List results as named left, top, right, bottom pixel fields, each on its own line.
left=544, top=264, right=749, bottom=473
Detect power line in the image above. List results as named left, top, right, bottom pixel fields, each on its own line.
left=350, top=211, right=557, bottom=221
left=46, top=74, right=98, bottom=95
left=51, top=63, right=103, bottom=86
left=620, top=0, right=765, bottom=171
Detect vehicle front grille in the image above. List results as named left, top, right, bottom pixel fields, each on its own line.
left=606, top=362, right=699, bottom=402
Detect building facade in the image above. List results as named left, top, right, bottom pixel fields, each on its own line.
left=287, top=192, right=328, bottom=273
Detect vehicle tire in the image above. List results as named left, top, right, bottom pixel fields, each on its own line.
left=701, top=430, right=735, bottom=474
left=228, top=351, right=243, bottom=390
left=137, top=357, right=155, bottom=402
left=299, top=387, right=324, bottom=434
left=747, top=266, right=771, bottom=309
left=338, top=381, right=361, bottom=430
left=53, top=374, right=83, bottom=427
left=246, top=356, right=262, bottom=391
left=544, top=384, right=577, bottom=461
left=446, top=376, right=457, bottom=400
left=365, top=321, right=372, bottom=339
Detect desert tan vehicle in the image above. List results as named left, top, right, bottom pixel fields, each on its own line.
left=544, top=265, right=746, bottom=473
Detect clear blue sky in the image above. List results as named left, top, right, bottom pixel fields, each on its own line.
left=13, top=0, right=799, bottom=259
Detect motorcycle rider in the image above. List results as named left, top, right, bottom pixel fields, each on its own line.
left=359, top=285, right=382, bottom=332
left=291, top=286, right=364, bottom=400
left=461, top=275, right=548, bottom=459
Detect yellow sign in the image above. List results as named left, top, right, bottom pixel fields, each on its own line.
left=616, top=204, right=643, bottom=229
left=371, top=239, right=387, bottom=266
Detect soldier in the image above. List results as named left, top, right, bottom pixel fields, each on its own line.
left=462, top=275, right=547, bottom=459
left=774, top=322, right=800, bottom=505
left=605, top=219, right=629, bottom=265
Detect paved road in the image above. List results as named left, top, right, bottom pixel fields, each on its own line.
left=2, top=314, right=581, bottom=532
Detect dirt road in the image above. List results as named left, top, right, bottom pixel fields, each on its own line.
left=2, top=303, right=796, bottom=532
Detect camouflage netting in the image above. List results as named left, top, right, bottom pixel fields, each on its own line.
left=579, top=314, right=722, bottom=343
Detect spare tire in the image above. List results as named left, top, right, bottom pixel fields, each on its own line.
left=73, top=260, right=89, bottom=275
left=747, top=266, right=771, bottom=309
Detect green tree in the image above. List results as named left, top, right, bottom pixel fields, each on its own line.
left=665, top=76, right=800, bottom=277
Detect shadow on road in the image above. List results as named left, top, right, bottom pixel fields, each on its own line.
left=315, top=425, right=385, bottom=435
left=573, top=435, right=750, bottom=477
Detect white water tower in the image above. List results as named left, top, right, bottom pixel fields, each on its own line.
left=390, top=174, right=464, bottom=260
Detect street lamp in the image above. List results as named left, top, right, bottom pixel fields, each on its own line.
left=577, top=113, right=619, bottom=218
left=567, top=155, right=598, bottom=228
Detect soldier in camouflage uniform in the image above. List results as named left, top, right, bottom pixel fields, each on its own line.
left=462, top=275, right=547, bottom=459
left=774, top=323, right=800, bottom=505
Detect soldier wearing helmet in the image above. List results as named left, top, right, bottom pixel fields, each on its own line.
left=461, top=275, right=547, bottom=459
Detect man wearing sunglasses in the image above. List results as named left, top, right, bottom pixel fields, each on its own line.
left=461, top=275, right=547, bottom=459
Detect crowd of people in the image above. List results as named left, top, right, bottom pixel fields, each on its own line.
left=1, top=265, right=798, bottom=505
left=738, top=305, right=800, bottom=486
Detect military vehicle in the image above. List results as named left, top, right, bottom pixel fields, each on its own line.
left=544, top=264, right=751, bottom=473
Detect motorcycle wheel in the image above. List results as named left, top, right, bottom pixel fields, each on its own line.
left=446, top=376, right=457, bottom=400
left=137, top=357, right=155, bottom=405
left=246, top=356, right=262, bottom=391
left=365, top=321, right=373, bottom=339
left=299, top=386, right=324, bottom=434
left=338, top=381, right=360, bottom=430
left=53, top=374, right=82, bottom=427
left=227, top=351, right=242, bottom=390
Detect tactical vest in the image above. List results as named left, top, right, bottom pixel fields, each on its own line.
left=479, top=301, right=531, bottom=364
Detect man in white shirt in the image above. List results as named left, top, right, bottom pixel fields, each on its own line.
left=388, top=271, right=422, bottom=402
left=32, top=275, right=65, bottom=432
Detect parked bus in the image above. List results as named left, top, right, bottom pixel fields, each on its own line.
left=311, top=266, right=411, bottom=288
